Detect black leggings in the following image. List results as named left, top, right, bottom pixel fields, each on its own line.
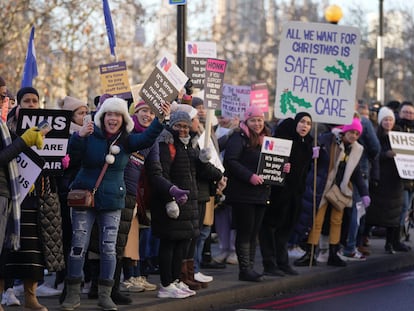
left=158, top=238, right=190, bottom=287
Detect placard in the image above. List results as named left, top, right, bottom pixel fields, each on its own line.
left=100, top=61, right=132, bottom=99
left=204, top=58, right=227, bottom=110
left=221, top=84, right=250, bottom=120
left=250, top=81, right=269, bottom=113
left=257, top=136, right=292, bottom=185
left=185, top=41, right=217, bottom=89
left=139, top=54, right=188, bottom=118
left=275, top=21, right=361, bottom=124
left=388, top=131, right=414, bottom=180
left=16, top=109, right=71, bottom=175
left=15, top=148, right=45, bottom=204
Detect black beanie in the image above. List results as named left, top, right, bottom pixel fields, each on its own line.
left=16, top=87, right=39, bottom=104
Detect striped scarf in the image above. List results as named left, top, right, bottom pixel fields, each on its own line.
left=0, top=120, right=21, bottom=250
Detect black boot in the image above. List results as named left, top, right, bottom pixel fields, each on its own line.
left=237, top=243, right=263, bottom=282
left=294, top=244, right=317, bottom=267
left=327, top=244, right=346, bottom=267
left=385, top=227, right=396, bottom=254
left=111, top=258, right=132, bottom=305
left=393, top=226, right=411, bottom=252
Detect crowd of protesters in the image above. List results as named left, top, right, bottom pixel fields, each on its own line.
left=0, top=74, right=413, bottom=311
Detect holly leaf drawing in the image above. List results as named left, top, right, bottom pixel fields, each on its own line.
left=324, top=60, right=353, bottom=84
left=280, top=90, right=312, bottom=114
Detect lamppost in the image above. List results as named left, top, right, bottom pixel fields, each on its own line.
left=324, top=4, right=343, bottom=24
left=377, top=0, right=384, bottom=106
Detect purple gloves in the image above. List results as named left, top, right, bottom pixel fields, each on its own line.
left=169, top=185, right=190, bottom=205
left=249, top=174, right=263, bottom=185
left=312, top=146, right=320, bottom=159
left=283, top=163, right=291, bottom=173
left=361, top=195, right=371, bottom=208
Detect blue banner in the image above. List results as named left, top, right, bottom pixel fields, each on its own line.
left=103, top=0, right=116, bottom=56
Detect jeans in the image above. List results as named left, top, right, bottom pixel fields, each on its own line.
left=194, top=225, right=211, bottom=273
left=67, top=208, right=121, bottom=280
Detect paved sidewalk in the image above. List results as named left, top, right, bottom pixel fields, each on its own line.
left=9, top=235, right=414, bottom=311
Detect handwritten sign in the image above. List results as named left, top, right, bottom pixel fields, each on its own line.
left=257, top=137, right=292, bottom=185
left=389, top=131, right=414, bottom=180
left=275, top=21, right=361, bottom=124
left=204, top=58, right=227, bottom=110
left=221, top=84, right=250, bottom=120
left=185, top=41, right=217, bottom=89
left=140, top=54, right=188, bottom=118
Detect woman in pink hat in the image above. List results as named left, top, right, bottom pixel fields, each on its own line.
left=223, top=105, right=271, bottom=282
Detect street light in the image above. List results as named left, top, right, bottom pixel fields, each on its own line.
left=324, top=4, right=343, bottom=24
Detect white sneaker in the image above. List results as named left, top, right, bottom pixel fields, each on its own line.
left=194, top=272, right=213, bottom=283
left=174, top=280, right=196, bottom=296
left=131, top=276, right=157, bottom=291
left=213, top=251, right=229, bottom=263
left=316, top=249, right=329, bottom=263
left=36, top=283, right=62, bottom=297
left=157, top=283, right=190, bottom=299
left=120, top=278, right=145, bottom=292
left=225, top=252, right=238, bottom=265
left=288, top=246, right=306, bottom=258
left=1, top=288, right=21, bottom=306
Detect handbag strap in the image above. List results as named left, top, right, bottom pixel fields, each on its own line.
left=92, top=162, right=109, bottom=194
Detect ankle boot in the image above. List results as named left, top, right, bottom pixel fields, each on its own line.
left=180, top=260, right=202, bottom=290
left=187, top=259, right=207, bottom=288
left=98, top=279, right=117, bottom=311
left=61, top=278, right=82, bottom=311
left=294, top=244, right=317, bottom=267
left=111, top=258, right=132, bottom=305
left=23, top=279, right=48, bottom=311
left=393, top=226, right=411, bottom=252
left=327, top=244, right=346, bottom=267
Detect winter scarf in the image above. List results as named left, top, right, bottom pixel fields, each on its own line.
left=0, top=120, right=21, bottom=250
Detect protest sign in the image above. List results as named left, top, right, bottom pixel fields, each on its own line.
left=15, top=148, right=44, bottom=204
left=257, top=136, right=292, bottom=186
left=221, top=83, right=250, bottom=120
left=388, top=131, right=414, bottom=180
left=100, top=61, right=132, bottom=99
left=250, top=81, right=269, bottom=113
left=204, top=58, right=227, bottom=110
left=139, top=54, right=188, bottom=118
left=275, top=21, right=361, bottom=124
left=185, top=41, right=217, bottom=89
left=16, top=109, right=71, bottom=175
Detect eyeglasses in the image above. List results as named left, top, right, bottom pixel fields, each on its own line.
left=172, top=124, right=190, bottom=130
left=401, top=110, right=414, bottom=115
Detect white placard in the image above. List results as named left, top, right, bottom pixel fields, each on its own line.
left=275, top=21, right=361, bottom=125
left=389, top=131, right=414, bottom=180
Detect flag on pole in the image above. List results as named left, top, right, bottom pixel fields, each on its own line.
left=21, top=26, right=38, bottom=88
left=103, top=0, right=116, bottom=56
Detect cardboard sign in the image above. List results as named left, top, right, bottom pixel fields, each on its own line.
left=100, top=61, right=132, bottom=99
left=221, top=84, right=250, bottom=120
left=16, top=109, right=71, bottom=175
left=139, top=54, right=188, bottom=118
left=16, top=148, right=45, bottom=204
left=204, top=58, right=227, bottom=110
left=388, top=131, right=414, bottom=180
left=257, top=136, right=292, bottom=186
left=275, top=21, right=361, bottom=124
left=185, top=41, right=217, bottom=89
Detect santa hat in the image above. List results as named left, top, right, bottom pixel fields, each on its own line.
left=61, top=96, right=88, bottom=112
left=341, top=117, right=363, bottom=135
left=244, top=105, right=264, bottom=121
left=94, top=97, right=134, bottom=133
left=377, top=106, right=395, bottom=125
